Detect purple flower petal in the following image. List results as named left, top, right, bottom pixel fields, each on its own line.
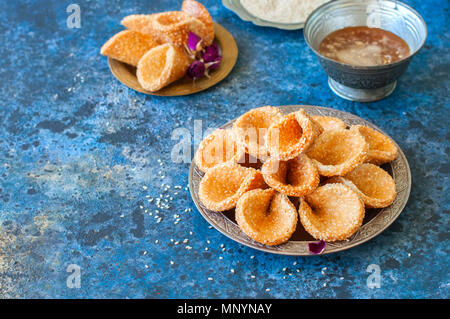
left=207, top=56, right=222, bottom=70
left=308, top=240, right=326, bottom=255
left=188, top=32, right=202, bottom=51
left=202, top=44, right=220, bottom=63
left=186, top=60, right=205, bottom=79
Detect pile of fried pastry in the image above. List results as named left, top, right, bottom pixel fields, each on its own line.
left=195, top=106, right=399, bottom=246
left=100, top=0, right=214, bottom=91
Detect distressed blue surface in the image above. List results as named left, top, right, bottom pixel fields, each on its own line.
left=0, top=0, right=448, bottom=299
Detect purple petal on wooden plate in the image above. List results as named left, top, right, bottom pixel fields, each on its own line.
left=202, top=44, right=220, bottom=63
left=308, top=240, right=326, bottom=255
left=186, top=60, right=205, bottom=79
left=207, top=56, right=222, bottom=70
left=188, top=32, right=202, bottom=51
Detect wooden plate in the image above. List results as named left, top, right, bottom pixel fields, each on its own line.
left=107, top=23, right=238, bottom=96
left=189, top=105, right=412, bottom=256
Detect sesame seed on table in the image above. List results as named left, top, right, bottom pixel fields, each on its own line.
left=0, top=0, right=448, bottom=298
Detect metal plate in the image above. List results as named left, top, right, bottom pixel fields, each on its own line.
left=189, top=105, right=411, bottom=255
left=222, top=0, right=306, bottom=30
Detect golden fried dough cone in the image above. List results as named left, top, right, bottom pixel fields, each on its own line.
left=100, top=30, right=160, bottom=66
left=327, top=163, right=396, bottom=208
left=182, top=0, right=214, bottom=44
left=312, top=115, right=347, bottom=131
left=261, top=154, right=319, bottom=197
left=298, top=184, right=365, bottom=241
left=122, top=11, right=212, bottom=48
left=236, top=189, right=297, bottom=246
left=266, top=109, right=323, bottom=161
left=198, top=161, right=266, bottom=212
left=350, top=125, right=398, bottom=165
left=136, top=43, right=189, bottom=92
left=306, top=128, right=368, bottom=176
left=232, top=106, right=282, bottom=159
left=194, top=129, right=237, bottom=173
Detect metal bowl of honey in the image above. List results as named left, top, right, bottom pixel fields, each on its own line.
left=304, top=0, right=427, bottom=102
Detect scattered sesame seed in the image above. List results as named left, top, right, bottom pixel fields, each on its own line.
left=230, top=269, right=235, bottom=274
left=145, top=264, right=149, bottom=268
left=155, top=240, right=158, bottom=244
left=219, top=257, right=223, bottom=260
left=266, top=288, right=270, bottom=292
left=170, top=261, right=174, bottom=265
left=143, top=251, right=147, bottom=255
left=208, top=277, right=213, bottom=281
left=142, top=186, right=148, bottom=190
left=250, top=256, right=254, bottom=259
left=323, top=283, right=327, bottom=287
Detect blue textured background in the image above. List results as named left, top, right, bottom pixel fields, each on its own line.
left=0, top=0, right=448, bottom=298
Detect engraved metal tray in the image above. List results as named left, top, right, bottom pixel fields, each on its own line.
left=188, top=105, right=411, bottom=255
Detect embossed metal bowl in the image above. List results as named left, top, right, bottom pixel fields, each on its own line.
left=189, top=105, right=411, bottom=256
left=304, top=0, right=427, bottom=102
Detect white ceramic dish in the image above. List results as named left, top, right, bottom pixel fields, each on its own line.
left=223, top=0, right=309, bottom=30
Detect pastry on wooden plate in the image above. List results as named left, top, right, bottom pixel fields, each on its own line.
left=350, top=125, right=398, bottom=165
left=121, top=11, right=213, bottom=48
left=100, top=30, right=160, bottom=66
left=182, top=0, right=214, bottom=45
left=198, top=161, right=266, bottom=212
left=327, top=163, right=396, bottom=208
left=266, top=109, right=323, bottom=161
left=307, top=128, right=368, bottom=176
left=194, top=128, right=237, bottom=173
left=232, top=106, right=282, bottom=159
left=312, top=115, right=347, bottom=131
left=136, top=43, right=190, bottom=92
left=236, top=189, right=297, bottom=246
left=261, top=154, right=319, bottom=197
left=298, top=184, right=365, bottom=241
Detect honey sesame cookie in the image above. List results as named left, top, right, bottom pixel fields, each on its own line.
left=100, top=30, right=160, bottom=67
left=307, top=128, right=368, bottom=176
left=261, top=154, right=319, bottom=197
left=182, top=0, right=214, bottom=45
left=298, top=184, right=365, bottom=241
left=198, top=161, right=266, bottom=211
left=326, top=163, right=396, bottom=208
left=121, top=11, right=212, bottom=48
left=236, top=189, right=298, bottom=246
left=194, top=129, right=237, bottom=173
left=136, top=43, right=190, bottom=92
left=350, top=125, right=398, bottom=165
left=266, top=109, right=323, bottom=161
left=232, top=106, right=282, bottom=160
left=311, top=115, right=347, bottom=131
